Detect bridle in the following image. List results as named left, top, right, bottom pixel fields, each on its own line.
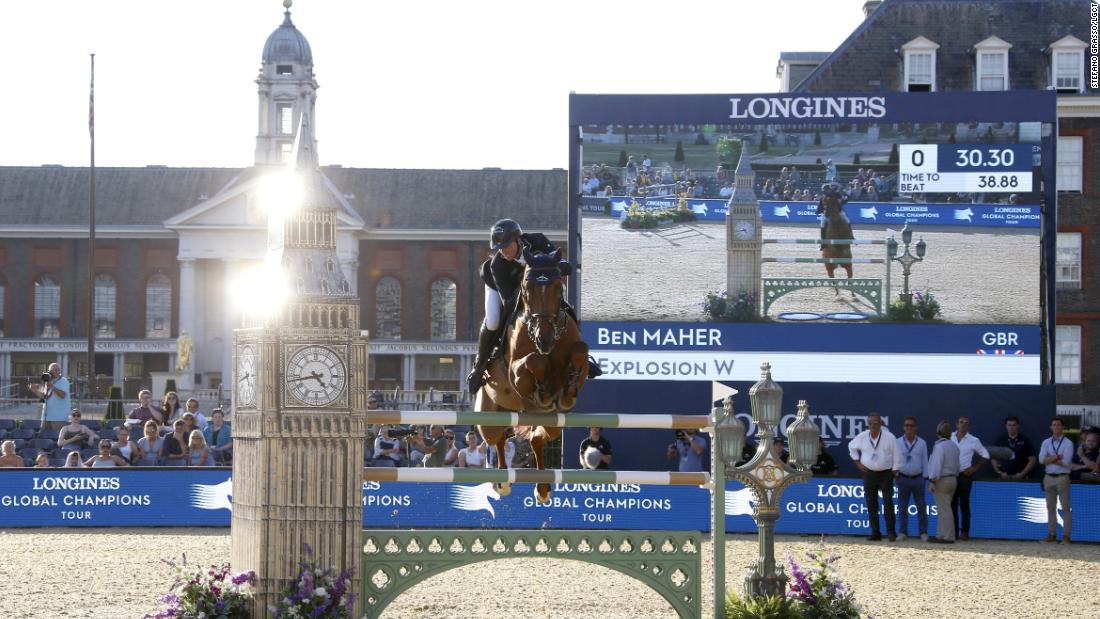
left=522, top=265, right=567, bottom=356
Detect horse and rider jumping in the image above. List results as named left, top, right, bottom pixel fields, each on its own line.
left=817, top=183, right=856, bottom=289
left=467, top=219, right=600, bottom=503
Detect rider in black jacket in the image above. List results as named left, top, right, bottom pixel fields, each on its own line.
left=466, top=219, right=598, bottom=394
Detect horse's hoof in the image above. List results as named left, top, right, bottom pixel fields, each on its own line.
left=535, top=484, right=552, bottom=504
left=495, top=482, right=512, bottom=497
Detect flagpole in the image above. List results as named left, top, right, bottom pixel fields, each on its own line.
left=87, top=53, right=96, bottom=399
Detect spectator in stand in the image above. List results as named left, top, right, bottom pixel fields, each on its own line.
left=188, top=431, right=217, bottom=467
left=128, top=390, right=163, bottom=426
left=110, top=425, right=143, bottom=465
left=486, top=434, right=517, bottom=469
left=625, top=155, right=638, bottom=181
left=161, top=392, right=182, bottom=426
left=641, top=154, right=652, bottom=172
left=1071, top=428, right=1099, bottom=482
left=849, top=413, right=900, bottom=541
left=579, top=427, right=612, bottom=470
left=790, top=166, right=801, bottom=184
left=63, top=451, right=84, bottom=468
left=779, top=167, right=791, bottom=183
left=202, top=408, right=233, bottom=465
left=183, top=399, right=208, bottom=430
left=600, top=185, right=614, bottom=198
left=719, top=183, right=733, bottom=199
left=160, top=419, right=190, bottom=466
left=373, top=426, right=404, bottom=467
left=895, top=416, right=929, bottom=541
left=927, top=421, right=960, bottom=544
left=667, top=428, right=706, bottom=472
left=950, top=416, right=989, bottom=541
left=34, top=453, right=50, bottom=468
left=1039, top=417, right=1074, bottom=544
left=180, top=413, right=199, bottom=437
left=27, top=362, right=71, bottom=430
left=991, top=415, right=1037, bottom=480
left=136, top=420, right=163, bottom=466
left=443, top=430, right=459, bottom=467
left=57, top=409, right=98, bottom=452
left=863, top=182, right=879, bottom=202
left=85, top=439, right=129, bottom=468
left=811, top=438, right=838, bottom=476
left=457, top=431, right=487, bottom=468
left=800, top=189, right=813, bottom=201
left=825, top=159, right=837, bottom=183
left=0, top=441, right=23, bottom=467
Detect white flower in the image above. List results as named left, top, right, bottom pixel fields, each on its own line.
left=313, top=587, right=328, bottom=598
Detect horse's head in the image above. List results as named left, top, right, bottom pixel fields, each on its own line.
left=818, top=183, right=848, bottom=219
left=520, top=248, right=566, bottom=355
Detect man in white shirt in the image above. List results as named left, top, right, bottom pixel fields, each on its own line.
left=1038, top=416, right=1074, bottom=544
left=950, top=416, right=989, bottom=541
left=848, top=413, right=901, bottom=541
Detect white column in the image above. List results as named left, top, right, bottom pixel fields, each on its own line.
left=402, top=354, right=416, bottom=392
left=222, top=260, right=239, bottom=396
left=59, top=353, right=70, bottom=378
left=0, top=352, right=11, bottom=389
left=112, top=353, right=124, bottom=386
left=178, top=258, right=197, bottom=351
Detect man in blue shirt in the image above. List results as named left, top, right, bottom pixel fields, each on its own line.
left=1038, top=416, right=1074, bottom=545
left=895, top=416, right=929, bottom=541
left=667, top=429, right=707, bottom=472
left=28, top=363, right=71, bottom=430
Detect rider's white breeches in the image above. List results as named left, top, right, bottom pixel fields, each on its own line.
left=484, top=285, right=503, bottom=331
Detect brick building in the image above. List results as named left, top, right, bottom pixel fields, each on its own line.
left=0, top=5, right=565, bottom=399
left=780, top=0, right=1100, bottom=414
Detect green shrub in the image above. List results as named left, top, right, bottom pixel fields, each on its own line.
left=618, top=149, right=629, bottom=167
left=703, top=290, right=756, bottom=322
left=886, top=298, right=917, bottom=321
left=716, top=137, right=742, bottom=166
left=913, top=289, right=942, bottom=320
left=888, top=143, right=899, bottom=164
left=759, top=134, right=770, bottom=152
left=814, top=130, right=822, bottom=146
left=724, top=591, right=801, bottom=619
left=674, top=140, right=685, bottom=163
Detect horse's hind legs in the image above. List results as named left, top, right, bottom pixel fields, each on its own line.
left=529, top=425, right=562, bottom=504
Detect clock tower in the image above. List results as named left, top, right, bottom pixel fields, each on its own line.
left=725, top=141, right=762, bottom=314
left=230, top=112, right=368, bottom=618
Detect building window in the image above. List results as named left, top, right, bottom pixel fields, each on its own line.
left=276, top=64, right=293, bottom=76
left=0, top=281, right=5, bottom=337
left=973, top=36, right=1011, bottom=91
left=901, top=37, right=938, bottom=93
left=1049, top=35, right=1087, bottom=94
left=277, top=104, right=293, bottom=135
left=374, top=277, right=401, bottom=339
left=429, top=278, right=457, bottom=341
left=1056, top=232, right=1082, bottom=290
left=94, top=274, right=116, bottom=338
left=1057, top=136, right=1083, bottom=193
left=145, top=274, right=172, bottom=338
left=1055, top=325, right=1082, bottom=384
left=33, top=274, right=61, bottom=338
left=279, top=142, right=293, bottom=163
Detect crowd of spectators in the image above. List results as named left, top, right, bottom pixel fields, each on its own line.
left=0, top=387, right=231, bottom=468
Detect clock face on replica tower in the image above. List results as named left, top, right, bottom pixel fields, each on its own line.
left=733, top=219, right=756, bottom=241
left=285, top=345, right=347, bottom=407
left=237, top=344, right=258, bottom=408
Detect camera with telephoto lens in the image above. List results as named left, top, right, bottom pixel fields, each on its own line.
left=388, top=427, right=414, bottom=438
left=675, top=429, right=687, bottom=440
left=41, top=372, right=52, bottom=383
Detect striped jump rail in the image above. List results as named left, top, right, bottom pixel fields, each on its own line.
left=364, top=410, right=711, bottom=430
left=761, top=257, right=885, bottom=264
left=362, top=467, right=709, bottom=486
left=763, top=238, right=886, bottom=245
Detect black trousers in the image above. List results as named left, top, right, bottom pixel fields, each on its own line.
left=863, top=469, right=896, bottom=536
left=951, top=473, right=974, bottom=534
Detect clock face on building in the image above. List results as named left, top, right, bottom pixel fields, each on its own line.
left=237, top=344, right=258, bottom=408
left=733, top=220, right=756, bottom=241
left=285, top=345, right=347, bottom=407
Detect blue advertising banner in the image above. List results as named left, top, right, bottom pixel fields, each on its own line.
left=1, top=470, right=1094, bottom=543
left=586, top=196, right=1040, bottom=228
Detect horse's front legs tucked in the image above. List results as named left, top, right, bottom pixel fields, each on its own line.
left=556, top=340, right=589, bottom=411
left=510, top=352, right=551, bottom=409
left=529, top=425, right=562, bottom=504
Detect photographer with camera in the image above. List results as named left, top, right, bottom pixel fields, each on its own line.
left=410, top=425, right=449, bottom=468
left=372, top=425, right=405, bottom=467
left=27, top=362, right=71, bottom=431
left=666, top=428, right=707, bottom=472
left=579, top=427, right=612, bottom=470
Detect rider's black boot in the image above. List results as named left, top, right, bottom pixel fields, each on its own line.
left=561, top=301, right=602, bottom=379
left=466, top=324, right=499, bottom=394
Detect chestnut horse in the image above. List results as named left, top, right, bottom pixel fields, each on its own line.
left=818, top=186, right=855, bottom=288
left=475, top=249, right=590, bottom=503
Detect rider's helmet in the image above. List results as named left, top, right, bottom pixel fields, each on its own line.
left=490, top=219, right=522, bottom=251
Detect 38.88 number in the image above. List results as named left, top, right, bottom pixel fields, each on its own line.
left=976, top=175, right=1019, bottom=189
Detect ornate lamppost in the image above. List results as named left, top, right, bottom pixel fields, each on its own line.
left=886, top=224, right=927, bottom=309
left=711, top=362, right=820, bottom=609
